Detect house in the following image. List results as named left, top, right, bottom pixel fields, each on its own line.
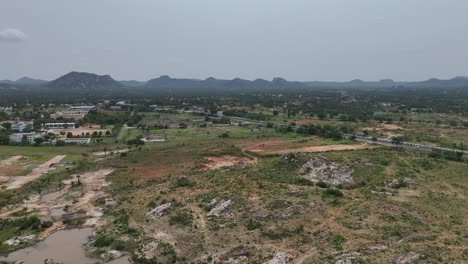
left=44, top=123, right=76, bottom=129
left=11, top=122, right=33, bottom=132
left=141, top=134, right=166, bottom=142
left=9, top=133, right=44, bottom=144
left=69, top=105, right=95, bottom=110
left=63, top=138, right=91, bottom=145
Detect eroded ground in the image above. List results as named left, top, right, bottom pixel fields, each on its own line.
left=0, top=117, right=467, bottom=264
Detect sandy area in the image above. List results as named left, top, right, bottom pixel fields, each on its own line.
left=3, top=155, right=66, bottom=190
left=363, top=123, right=405, bottom=131
left=204, top=155, right=257, bottom=170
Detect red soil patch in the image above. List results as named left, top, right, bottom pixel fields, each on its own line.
left=126, top=162, right=194, bottom=182
left=236, top=139, right=294, bottom=152
left=0, top=166, right=25, bottom=176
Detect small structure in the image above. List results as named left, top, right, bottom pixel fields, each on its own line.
left=63, top=138, right=91, bottom=145
left=141, top=134, right=166, bottom=142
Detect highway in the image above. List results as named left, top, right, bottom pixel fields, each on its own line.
left=343, top=134, right=468, bottom=158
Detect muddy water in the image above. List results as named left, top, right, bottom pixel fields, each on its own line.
left=2, top=228, right=99, bottom=264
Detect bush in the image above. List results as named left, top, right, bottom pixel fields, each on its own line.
left=219, top=132, right=230, bottom=138
left=246, top=219, right=262, bottom=230
left=322, top=188, right=344, bottom=198
left=94, top=235, right=114, bottom=247
left=173, top=177, right=195, bottom=188
left=316, top=181, right=329, bottom=188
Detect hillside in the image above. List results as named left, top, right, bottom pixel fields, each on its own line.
left=46, top=71, right=123, bottom=89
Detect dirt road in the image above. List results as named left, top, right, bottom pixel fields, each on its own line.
left=4, top=155, right=66, bottom=190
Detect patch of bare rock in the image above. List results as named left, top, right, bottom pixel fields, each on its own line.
left=146, top=203, right=172, bottom=219
left=393, top=251, right=422, bottom=264
left=207, top=199, right=232, bottom=218
left=299, top=156, right=354, bottom=186
left=264, top=252, right=294, bottom=264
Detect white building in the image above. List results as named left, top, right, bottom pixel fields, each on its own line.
left=44, top=123, right=76, bottom=129
left=50, top=111, right=87, bottom=120
left=11, top=122, right=34, bottom=132
left=9, top=133, right=44, bottom=144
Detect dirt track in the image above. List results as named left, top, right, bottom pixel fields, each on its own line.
left=3, top=155, right=66, bottom=190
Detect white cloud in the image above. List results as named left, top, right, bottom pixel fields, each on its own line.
left=0, top=28, right=27, bottom=42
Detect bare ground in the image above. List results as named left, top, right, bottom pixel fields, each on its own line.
left=0, top=156, right=23, bottom=166
left=203, top=155, right=257, bottom=170
left=2, top=155, right=67, bottom=190
left=250, top=144, right=372, bottom=155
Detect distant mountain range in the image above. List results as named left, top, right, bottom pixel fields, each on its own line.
left=0, top=76, right=48, bottom=85
left=1, top=72, right=468, bottom=91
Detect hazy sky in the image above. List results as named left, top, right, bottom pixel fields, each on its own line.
left=1, top=0, right=468, bottom=81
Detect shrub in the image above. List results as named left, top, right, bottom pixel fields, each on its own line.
left=316, top=181, right=329, bottom=188
left=246, top=219, right=262, bottom=230
left=94, top=235, right=114, bottom=247
left=173, top=178, right=195, bottom=188
left=329, top=234, right=347, bottom=250
left=322, top=188, right=344, bottom=198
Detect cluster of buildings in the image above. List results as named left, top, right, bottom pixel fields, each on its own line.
left=5, top=121, right=108, bottom=145
left=9, top=132, right=45, bottom=144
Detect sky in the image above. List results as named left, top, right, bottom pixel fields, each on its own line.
left=1, top=0, right=468, bottom=82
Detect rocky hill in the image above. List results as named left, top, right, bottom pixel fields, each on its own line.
left=46, top=72, right=123, bottom=89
